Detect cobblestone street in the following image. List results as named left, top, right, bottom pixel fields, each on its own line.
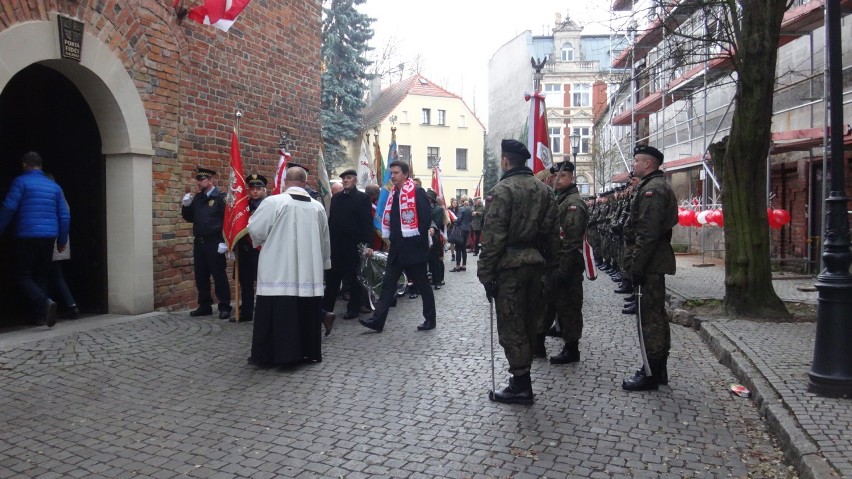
left=0, top=260, right=795, bottom=478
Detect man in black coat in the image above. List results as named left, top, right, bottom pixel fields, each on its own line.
left=233, top=174, right=267, bottom=322
left=322, top=169, right=374, bottom=319
left=360, top=161, right=436, bottom=332
left=181, top=167, right=231, bottom=319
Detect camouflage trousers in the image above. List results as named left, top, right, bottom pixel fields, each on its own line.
left=638, top=273, right=671, bottom=358
left=494, top=265, right=544, bottom=376
left=556, top=263, right=584, bottom=342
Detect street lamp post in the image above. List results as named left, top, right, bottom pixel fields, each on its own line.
left=570, top=131, right=581, bottom=163
left=808, top=0, right=852, bottom=398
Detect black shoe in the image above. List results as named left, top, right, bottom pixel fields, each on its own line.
left=323, top=312, right=336, bottom=336
left=190, top=307, right=213, bottom=317
left=359, top=316, right=384, bottom=332
left=533, top=333, right=547, bottom=358
left=550, top=342, right=580, bottom=364
left=622, top=302, right=637, bottom=315
left=219, top=308, right=232, bottom=319
left=45, top=299, right=57, bottom=328
left=65, top=304, right=79, bottom=320
left=416, top=321, right=435, bottom=331
left=489, top=374, right=534, bottom=404
left=611, top=273, right=624, bottom=282
left=614, top=283, right=634, bottom=294
left=228, top=316, right=253, bottom=323
left=343, top=312, right=359, bottom=320
left=409, top=292, right=418, bottom=299
left=433, top=284, right=441, bottom=290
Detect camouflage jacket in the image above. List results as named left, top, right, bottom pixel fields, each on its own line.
left=555, top=184, right=588, bottom=274
left=470, top=203, right=485, bottom=230
left=626, top=170, right=679, bottom=275
left=477, top=166, right=558, bottom=286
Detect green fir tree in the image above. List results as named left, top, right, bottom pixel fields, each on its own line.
left=320, top=0, right=373, bottom=173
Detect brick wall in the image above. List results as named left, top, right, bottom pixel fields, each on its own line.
left=4, top=1, right=323, bottom=311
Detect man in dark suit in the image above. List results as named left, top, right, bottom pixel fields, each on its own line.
left=360, top=160, right=436, bottom=332
left=322, top=169, right=374, bottom=319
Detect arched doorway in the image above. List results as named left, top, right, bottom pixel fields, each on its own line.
left=0, top=21, right=155, bottom=325
left=0, top=64, right=106, bottom=325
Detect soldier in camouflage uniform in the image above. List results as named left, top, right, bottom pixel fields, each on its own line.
left=478, top=139, right=558, bottom=404
left=586, top=197, right=603, bottom=269
left=549, top=161, right=589, bottom=364
left=622, top=145, right=679, bottom=391
left=619, top=175, right=641, bottom=314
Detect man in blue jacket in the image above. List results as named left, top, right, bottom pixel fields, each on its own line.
left=0, top=151, right=71, bottom=327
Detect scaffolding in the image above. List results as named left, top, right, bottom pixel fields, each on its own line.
left=597, top=0, right=852, bottom=272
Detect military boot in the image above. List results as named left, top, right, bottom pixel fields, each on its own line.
left=614, top=278, right=634, bottom=294
left=533, top=334, right=547, bottom=358
left=549, top=341, right=580, bottom=364
left=611, top=271, right=624, bottom=282
left=489, top=373, right=534, bottom=404
left=622, top=357, right=666, bottom=391
left=622, top=301, right=637, bottom=315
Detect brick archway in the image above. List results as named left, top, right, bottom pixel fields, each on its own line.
left=0, top=18, right=155, bottom=314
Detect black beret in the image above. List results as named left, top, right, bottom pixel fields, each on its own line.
left=550, top=161, right=575, bottom=174
left=501, top=139, right=531, bottom=160
left=286, top=162, right=310, bottom=174
left=634, top=144, right=664, bottom=163
left=246, top=174, right=268, bottom=187
left=425, top=190, right=438, bottom=201
left=339, top=169, right=357, bottom=178
left=194, top=167, right=216, bottom=179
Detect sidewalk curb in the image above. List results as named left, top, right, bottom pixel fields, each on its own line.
left=696, top=319, right=838, bottom=479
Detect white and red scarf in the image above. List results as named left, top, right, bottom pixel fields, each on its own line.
left=381, top=178, right=420, bottom=238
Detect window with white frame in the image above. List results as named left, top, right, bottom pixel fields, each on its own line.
left=456, top=189, right=468, bottom=199
left=572, top=83, right=591, bottom=107
left=549, top=127, right=562, bottom=154
left=561, top=42, right=574, bottom=61
left=544, top=83, right=561, bottom=94
left=399, top=111, right=409, bottom=123
left=572, top=127, right=591, bottom=154
left=427, top=147, right=440, bottom=168
left=421, top=108, right=431, bottom=125
left=458, top=114, right=466, bottom=127
left=576, top=175, right=590, bottom=195
left=456, top=148, right=468, bottom=170
left=437, top=109, right=446, bottom=126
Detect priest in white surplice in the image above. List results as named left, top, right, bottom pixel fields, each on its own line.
left=247, top=166, right=331, bottom=367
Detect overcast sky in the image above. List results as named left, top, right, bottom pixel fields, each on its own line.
left=357, top=0, right=616, bottom=129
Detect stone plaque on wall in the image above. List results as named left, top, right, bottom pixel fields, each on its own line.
left=57, top=16, right=83, bottom=62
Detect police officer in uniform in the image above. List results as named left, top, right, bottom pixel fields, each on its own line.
left=478, top=140, right=558, bottom=404
left=234, top=174, right=267, bottom=322
left=549, top=160, right=589, bottom=364
left=622, top=145, right=678, bottom=391
left=181, top=167, right=232, bottom=319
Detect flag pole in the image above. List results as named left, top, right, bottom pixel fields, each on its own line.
left=233, top=110, right=242, bottom=323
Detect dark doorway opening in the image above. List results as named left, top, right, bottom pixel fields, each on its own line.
left=0, top=63, right=107, bottom=328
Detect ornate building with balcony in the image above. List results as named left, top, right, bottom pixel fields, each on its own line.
left=488, top=13, right=625, bottom=196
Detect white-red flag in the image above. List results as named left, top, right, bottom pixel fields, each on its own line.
left=187, top=0, right=251, bottom=32
left=525, top=91, right=552, bottom=174
left=223, top=129, right=250, bottom=250
left=357, top=137, right=376, bottom=190
left=271, top=146, right=290, bottom=195
left=582, top=234, right=597, bottom=281
left=473, top=176, right=482, bottom=198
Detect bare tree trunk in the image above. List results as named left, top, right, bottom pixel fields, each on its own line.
left=721, top=0, right=789, bottom=318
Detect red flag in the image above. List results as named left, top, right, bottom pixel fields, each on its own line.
left=582, top=234, right=597, bottom=281
left=473, top=176, right=482, bottom=198
left=187, top=0, right=251, bottom=32
left=223, top=129, right=250, bottom=250
left=271, top=147, right=290, bottom=195
left=525, top=91, right=552, bottom=174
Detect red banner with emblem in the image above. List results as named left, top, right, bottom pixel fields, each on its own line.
left=223, top=129, right=250, bottom=250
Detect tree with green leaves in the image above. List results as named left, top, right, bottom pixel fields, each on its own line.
left=320, top=0, right=373, bottom=173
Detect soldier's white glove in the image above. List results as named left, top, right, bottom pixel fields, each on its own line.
left=226, top=250, right=235, bottom=261
left=217, top=242, right=228, bottom=254
left=181, top=193, right=192, bottom=207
